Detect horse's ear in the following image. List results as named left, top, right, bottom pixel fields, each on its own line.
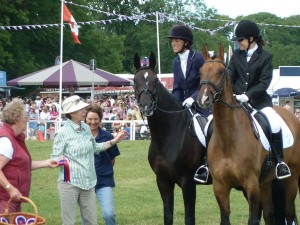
left=134, top=53, right=141, bottom=70
left=149, top=52, right=156, bottom=69
left=202, top=44, right=209, bottom=60
left=217, top=44, right=225, bottom=62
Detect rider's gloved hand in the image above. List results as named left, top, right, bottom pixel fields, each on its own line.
left=236, top=94, right=249, bottom=103
left=182, top=97, right=194, bottom=107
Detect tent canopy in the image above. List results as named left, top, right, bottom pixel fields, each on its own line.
left=7, top=60, right=133, bottom=87
left=272, top=88, right=299, bottom=98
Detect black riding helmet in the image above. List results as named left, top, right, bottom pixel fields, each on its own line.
left=167, top=24, right=193, bottom=46
left=232, top=20, right=260, bottom=42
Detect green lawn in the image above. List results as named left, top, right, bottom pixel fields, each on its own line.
left=22, top=140, right=299, bottom=224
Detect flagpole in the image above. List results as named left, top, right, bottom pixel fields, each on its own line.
left=156, top=12, right=161, bottom=80
left=58, top=0, right=64, bottom=130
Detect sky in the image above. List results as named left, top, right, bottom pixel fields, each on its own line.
left=203, top=0, right=300, bottom=18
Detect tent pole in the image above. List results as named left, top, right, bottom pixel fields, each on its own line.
left=156, top=12, right=161, bottom=81
left=58, top=0, right=64, bottom=130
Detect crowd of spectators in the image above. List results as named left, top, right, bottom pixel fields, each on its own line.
left=0, top=93, right=150, bottom=140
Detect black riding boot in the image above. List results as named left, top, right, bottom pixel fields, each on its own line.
left=187, top=106, right=210, bottom=183
left=272, top=130, right=291, bottom=179
left=194, top=158, right=209, bottom=183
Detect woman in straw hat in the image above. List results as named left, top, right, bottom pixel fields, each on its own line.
left=51, top=95, right=127, bottom=225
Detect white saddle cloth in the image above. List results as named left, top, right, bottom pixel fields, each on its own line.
left=193, top=113, right=207, bottom=147
left=198, top=114, right=293, bottom=151
left=250, top=111, right=294, bottom=151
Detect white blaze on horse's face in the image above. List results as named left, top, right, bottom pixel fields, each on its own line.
left=144, top=72, right=148, bottom=79
left=200, top=87, right=209, bottom=105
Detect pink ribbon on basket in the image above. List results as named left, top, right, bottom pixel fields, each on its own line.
left=57, top=158, right=71, bottom=182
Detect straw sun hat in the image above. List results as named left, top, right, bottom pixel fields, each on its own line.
left=62, top=95, right=89, bottom=114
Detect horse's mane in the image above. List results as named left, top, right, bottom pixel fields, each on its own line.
left=155, top=77, right=182, bottom=110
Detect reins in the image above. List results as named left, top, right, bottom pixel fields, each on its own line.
left=135, top=70, right=188, bottom=115
left=200, top=59, right=242, bottom=109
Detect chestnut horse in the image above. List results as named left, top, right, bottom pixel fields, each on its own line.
left=133, top=52, right=207, bottom=225
left=197, top=44, right=300, bottom=225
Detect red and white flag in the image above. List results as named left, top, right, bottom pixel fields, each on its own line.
left=63, top=4, right=81, bottom=44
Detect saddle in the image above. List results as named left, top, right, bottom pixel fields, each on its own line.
left=196, top=103, right=293, bottom=182
left=187, top=106, right=208, bottom=147
left=242, top=104, right=272, bottom=143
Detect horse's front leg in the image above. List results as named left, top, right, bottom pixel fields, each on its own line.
left=244, top=177, right=263, bottom=225
left=259, top=182, right=274, bottom=225
left=157, top=176, right=175, bottom=225
left=181, top=179, right=196, bottom=225
left=213, top=181, right=231, bottom=225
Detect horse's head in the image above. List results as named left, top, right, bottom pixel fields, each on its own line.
left=198, top=44, right=228, bottom=109
left=133, top=52, right=158, bottom=117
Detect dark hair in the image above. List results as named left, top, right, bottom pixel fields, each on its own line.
left=85, top=103, right=103, bottom=121
left=256, top=35, right=265, bottom=47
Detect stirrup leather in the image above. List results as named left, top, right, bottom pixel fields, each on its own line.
left=275, top=162, right=291, bottom=180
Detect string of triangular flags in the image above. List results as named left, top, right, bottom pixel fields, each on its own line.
left=1, top=1, right=300, bottom=34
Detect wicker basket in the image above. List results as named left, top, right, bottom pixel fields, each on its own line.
left=0, top=196, right=45, bottom=225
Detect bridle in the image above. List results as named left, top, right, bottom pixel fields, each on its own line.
left=134, top=67, right=188, bottom=114
left=199, top=60, right=241, bottom=109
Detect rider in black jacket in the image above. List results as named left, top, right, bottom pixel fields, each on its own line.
left=228, top=20, right=291, bottom=179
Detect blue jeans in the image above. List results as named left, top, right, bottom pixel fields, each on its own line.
left=96, top=187, right=116, bottom=225
left=81, top=187, right=116, bottom=225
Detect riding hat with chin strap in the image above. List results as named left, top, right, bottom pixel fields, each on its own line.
left=167, top=24, right=193, bottom=45
left=232, top=20, right=260, bottom=41
left=232, top=20, right=261, bottom=53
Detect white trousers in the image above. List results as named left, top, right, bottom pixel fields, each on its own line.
left=260, top=107, right=281, bottom=133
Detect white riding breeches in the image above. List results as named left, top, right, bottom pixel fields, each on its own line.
left=260, top=107, right=281, bottom=133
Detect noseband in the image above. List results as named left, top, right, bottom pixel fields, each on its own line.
left=134, top=67, right=159, bottom=113
left=135, top=68, right=188, bottom=114
left=136, top=80, right=158, bottom=112
left=199, top=60, right=227, bottom=102
left=199, top=60, right=241, bottom=109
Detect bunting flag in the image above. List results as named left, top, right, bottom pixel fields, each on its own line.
left=1, top=3, right=299, bottom=34
left=63, top=4, right=81, bottom=44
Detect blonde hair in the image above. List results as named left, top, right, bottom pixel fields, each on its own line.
left=1, top=98, right=25, bottom=125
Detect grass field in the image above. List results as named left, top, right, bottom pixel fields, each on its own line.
left=22, top=140, right=299, bottom=225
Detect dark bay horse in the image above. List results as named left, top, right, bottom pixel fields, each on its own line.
left=133, top=52, right=207, bottom=225
left=197, top=44, right=300, bottom=225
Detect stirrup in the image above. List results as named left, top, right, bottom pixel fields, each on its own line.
left=194, top=165, right=209, bottom=183
left=276, top=162, right=291, bottom=180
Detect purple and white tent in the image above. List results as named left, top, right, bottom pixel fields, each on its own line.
left=7, top=60, right=133, bottom=87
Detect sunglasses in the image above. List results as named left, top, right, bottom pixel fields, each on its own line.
left=237, top=37, right=246, bottom=42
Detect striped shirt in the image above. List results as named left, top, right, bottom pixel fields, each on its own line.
left=51, top=119, right=105, bottom=190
